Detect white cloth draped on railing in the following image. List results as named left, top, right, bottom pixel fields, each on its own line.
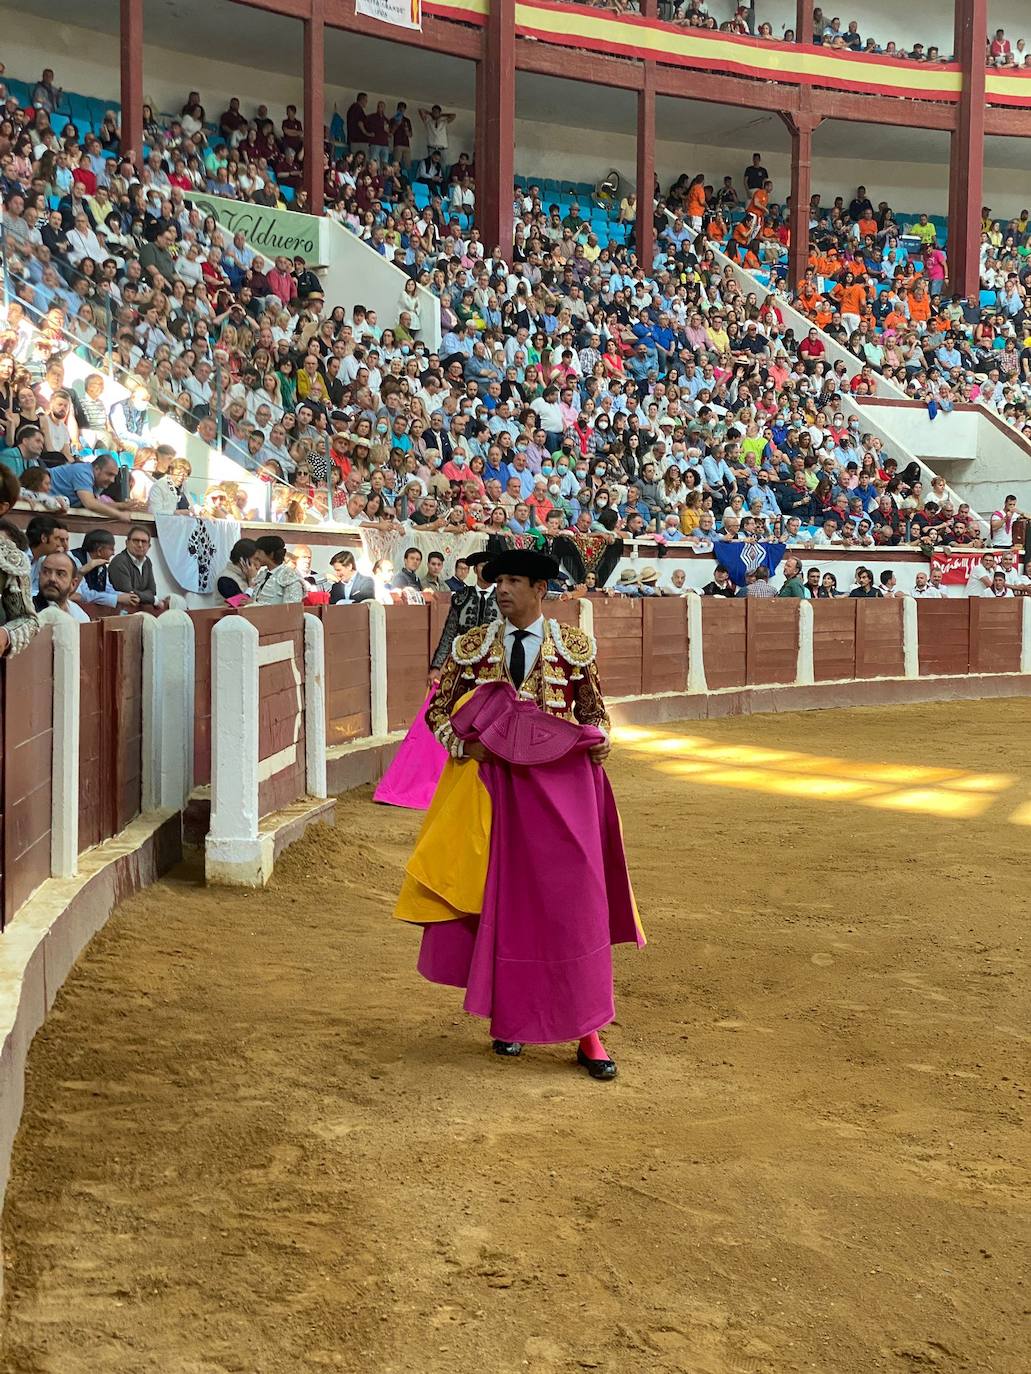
left=155, top=515, right=241, bottom=594
left=358, top=527, right=487, bottom=577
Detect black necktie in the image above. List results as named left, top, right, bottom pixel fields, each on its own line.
left=510, top=629, right=529, bottom=689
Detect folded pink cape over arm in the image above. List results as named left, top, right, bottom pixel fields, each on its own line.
left=412, top=680, right=643, bottom=1045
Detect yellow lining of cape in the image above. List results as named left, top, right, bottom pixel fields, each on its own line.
left=393, top=691, right=492, bottom=925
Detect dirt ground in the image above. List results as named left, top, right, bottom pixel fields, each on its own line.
left=2, top=699, right=1030, bottom=1374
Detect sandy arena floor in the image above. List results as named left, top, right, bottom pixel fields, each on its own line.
left=2, top=699, right=1030, bottom=1374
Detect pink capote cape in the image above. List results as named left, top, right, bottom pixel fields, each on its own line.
left=373, top=688, right=447, bottom=810
left=414, top=681, right=643, bottom=1045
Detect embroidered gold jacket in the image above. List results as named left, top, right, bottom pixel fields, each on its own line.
left=427, top=617, right=610, bottom=757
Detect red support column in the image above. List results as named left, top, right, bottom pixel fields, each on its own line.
left=781, top=108, right=819, bottom=292
left=795, top=0, right=813, bottom=44
left=948, top=0, right=987, bottom=299
left=303, top=0, right=325, bottom=218
left=636, top=68, right=655, bottom=270
left=474, top=58, right=486, bottom=185
left=480, top=0, right=515, bottom=252
left=119, top=0, right=143, bottom=170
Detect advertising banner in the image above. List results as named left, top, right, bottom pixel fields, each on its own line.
left=191, top=194, right=320, bottom=262
left=356, top=0, right=423, bottom=31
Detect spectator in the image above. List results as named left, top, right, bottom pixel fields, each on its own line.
left=702, top=565, right=736, bottom=597
left=108, top=525, right=165, bottom=610
left=31, top=67, right=62, bottom=113
left=390, top=546, right=424, bottom=591
left=34, top=550, right=89, bottom=623
left=418, top=104, right=457, bottom=158
left=0, top=467, right=39, bottom=655
left=48, top=454, right=142, bottom=521
left=328, top=550, right=375, bottom=603
left=215, top=538, right=258, bottom=605
left=71, top=529, right=141, bottom=611
left=849, top=568, right=883, bottom=598
left=778, top=556, right=806, bottom=597
left=746, top=566, right=777, bottom=597
left=252, top=534, right=303, bottom=604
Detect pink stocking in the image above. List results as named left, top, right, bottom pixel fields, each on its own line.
left=579, top=1031, right=607, bottom=1060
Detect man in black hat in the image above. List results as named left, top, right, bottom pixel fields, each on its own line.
left=428, top=550, right=498, bottom=684
left=418, top=547, right=630, bottom=1080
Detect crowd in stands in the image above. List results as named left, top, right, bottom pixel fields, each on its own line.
left=581, top=2, right=1031, bottom=71
left=0, top=57, right=1027, bottom=638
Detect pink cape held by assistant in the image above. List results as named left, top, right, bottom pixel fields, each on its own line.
left=373, top=688, right=448, bottom=810
left=393, top=681, right=643, bottom=1045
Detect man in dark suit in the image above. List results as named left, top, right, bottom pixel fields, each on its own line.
left=429, top=551, right=497, bottom=682
left=108, top=525, right=165, bottom=610
left=328, top=550, right=375, bottom=604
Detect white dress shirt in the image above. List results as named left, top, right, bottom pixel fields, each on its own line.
left=503, top=615, right=544, bottom=683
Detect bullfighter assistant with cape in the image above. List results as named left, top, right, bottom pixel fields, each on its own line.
left=393, top=549, right=643, bottom=1081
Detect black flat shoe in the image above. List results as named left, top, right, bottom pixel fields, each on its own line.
left=492, top=1039, right=524, bottom=1057
left=576, top=1046, right=618, bottom=1081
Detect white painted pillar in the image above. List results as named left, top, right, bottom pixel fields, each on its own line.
left=903, top=597, right=920, bottom=678
left=368, top=601, right=388, bottom=738
left=38, top=609, right=79, bottom=878
left=141, top=615, right=160, bottom=812
left=159, top=610, right=194, bottom=811
left=205, top=615, right=272, bottom=887
left=578, top=596, right=594, bottom=638
left=1021, top=597, right=1031, bottom=675
left=795, top=600, right=815, bottom=687
left=686, top=592, right=707, bottom=696
left=143, top=611, right=194, bottom=813
left=303, top=612, right=327, bottom=800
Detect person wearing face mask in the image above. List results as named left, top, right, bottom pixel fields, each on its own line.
left=591, top=417, right=610, bottom=455
left=554, top=457, right=579, bottom=500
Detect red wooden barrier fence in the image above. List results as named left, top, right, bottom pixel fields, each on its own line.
left=240, top=605, right=307, bottom=819
left=746, top=601, right=799, bottom=685
left=318, top=604, right=372, bottom=744
left=641, top=598, right=688, bottom=695
left=812, top=599, right=857, bottom=681
left=594, top=599, right=644, bottom=696
left=968, top=599, right=1022, bottom=674
left=700, top=599, right=747, bottom=689
left=855, top=599, right=905, bottom=678
left=76, top=618, right=143, bottom=855
left=386, top=604, right=431, bottom=733
left=1, top=628, right=53, bottom=928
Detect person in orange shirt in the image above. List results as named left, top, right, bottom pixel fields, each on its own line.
left=684, top=174, right=707, bottom=231
left=813, top=301, right=834, bottom=330
left=706, top=213, right=727, bottom=241
left=797, top=281, right=823, bottom=317
left=747, top=178, right=772, bottom=219
left=832, top=272, right=868, bottom=333
left=907, top=284, right=932, bottom=328
left=731, top=211, right=760, bottom=262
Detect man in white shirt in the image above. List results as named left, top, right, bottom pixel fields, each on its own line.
left=33, top=551, right=90, bottom=623
left=418, top=104, right=456, bottom=156
left=964, top=552, right=996, bottom=596
left=912, top=571, right=944, bottom=598
left=999, top=551, right=1030, bottom=587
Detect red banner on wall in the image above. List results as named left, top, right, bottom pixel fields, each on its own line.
left=930, top=551, right=992, bottom=585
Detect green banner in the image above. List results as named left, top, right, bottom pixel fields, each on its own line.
left=192, top=194, right=320, bottom=260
